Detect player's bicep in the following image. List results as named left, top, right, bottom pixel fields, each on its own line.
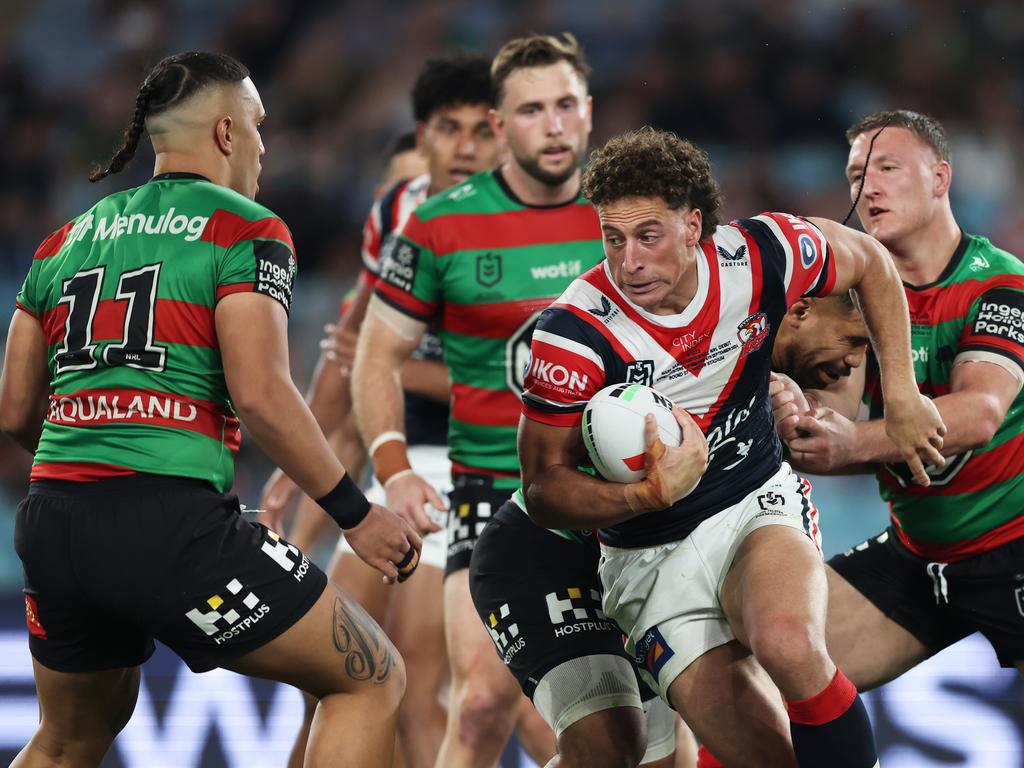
left=215, top=292, right=291, bottom=408
left=359, top=295, right=428, bottom=364
left=518, top=415, right=587, bottom=492
left=950, top=359, right=1020, bottom=413
left=0, top=308, right=51, bottom=437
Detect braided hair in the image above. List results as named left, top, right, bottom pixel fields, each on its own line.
left=89, top=51, right=250, bottom=183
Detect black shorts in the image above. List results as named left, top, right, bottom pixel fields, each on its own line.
left=445, top=473, right=515, bottom=576
left=828, top=526, right=1024, bottom=667
left=469, top=501, right=635, bottom=698
left=15, top=474, right=327, bottom=674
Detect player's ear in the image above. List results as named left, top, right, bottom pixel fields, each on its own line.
left=487, top=107, right=505, bottom=144
left=215, top=116, right=233, bottom=156
left=786, top=298, right=813, bottom=328
left=685, top=206, right=702, bottom=246
left=933, top=159, right=952, bottom=198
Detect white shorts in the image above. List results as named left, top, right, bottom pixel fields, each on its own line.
left=336, top=444, right=451, bottom=570
left=599, top=462, right=821, bottom=699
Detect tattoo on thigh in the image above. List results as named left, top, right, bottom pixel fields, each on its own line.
left=331, top=590, right=395, bottom=683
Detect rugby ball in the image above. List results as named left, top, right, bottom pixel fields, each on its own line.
left=582, top=383, right=682, bottom=483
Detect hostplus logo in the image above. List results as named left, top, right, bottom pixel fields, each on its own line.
left=185, top=578, right=270, bottom=646
left=487, top=603, right=524, bottom=663
left=545, top=587, right=614, bottom=637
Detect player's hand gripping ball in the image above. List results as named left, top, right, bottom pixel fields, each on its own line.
left=582, top=383, right=682, bottom=482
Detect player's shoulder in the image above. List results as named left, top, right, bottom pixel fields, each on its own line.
left=965, top=233, right=1024, bottom=277
left=411, top=170, right=503, bottom=222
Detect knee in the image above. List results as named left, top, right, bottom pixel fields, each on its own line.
left=558, top=714, right=646, bottom=768
left=749, top=612, right=828, bottom=677
left=452, top=682, right=519, bottom=752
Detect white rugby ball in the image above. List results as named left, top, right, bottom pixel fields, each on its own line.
left=582, top=383, right=682, bottom=483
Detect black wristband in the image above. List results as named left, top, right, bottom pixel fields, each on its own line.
left=316, top=474, right=371, bottom=530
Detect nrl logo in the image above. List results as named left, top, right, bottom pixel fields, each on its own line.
left=476, top=253, right=502, bottom=287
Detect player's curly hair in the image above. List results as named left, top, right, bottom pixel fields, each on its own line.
left=90, top=51, right=250, bottom=183
left=583, top=127, right=723, bottom=239
left=846, top=109, right=950, bottom=163
left=491, top=33, right=590, bottom=105
left=411, top=54, right=495, bottom=123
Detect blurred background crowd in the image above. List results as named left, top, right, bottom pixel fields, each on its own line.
left=2, top=0, right=1024, bottom=598
left=0, top=2, right=1022, bottom=763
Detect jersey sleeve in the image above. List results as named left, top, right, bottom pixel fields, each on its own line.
left=372, top=212, right=442, bottom=321
left=956, top=281, right=1024, bottom=383
left=522, top=306, right=610, bottom=427
left=208, top=209, right=297, bottom=314
left=744, top=212, right=835, bottom=305
left=16, top=220, right=79, bottom=320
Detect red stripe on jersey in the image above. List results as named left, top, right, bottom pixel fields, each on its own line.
left=33, top=221, right=76, bottom=260
left=375, top=281, right=436, bottom=320
left=444, top=297, right=558, bottom=338
left=404, top=205, right=600, bottom=252
left=450, top=460, right=519, bottom=480
left=201, top=209, right=296, bottom=256
left=557, top=303, right=636, bottom=362
left=880, top=432, right=1024, bottom=499
left=582, top=257, right=721, bottom=377
left=30, top=461, right=137, bottom=483
left=958, top=334, right=1024, bottom=365
left=689, top=230, right=765, bottom=432
left=451, top=382, right=522, bottom=427
left=42, top=299, right=217, bottom=349
left=361, top=208, right=382, bottom=273
left=906, top=275, right=1024, bottom=325
left=46, top=387, right=241, bottom=447
left=894, top=509, right=1024, bottom=562
left=521, top=404, right=584, bottom=427
left=524, top=336, right=605, bottom=408
left=15, top=300, right=39, bottom=320
left=216, top=282, right=256, bottom=301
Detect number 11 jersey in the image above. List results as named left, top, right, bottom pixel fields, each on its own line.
left=15, top=173, right=296, bottom=492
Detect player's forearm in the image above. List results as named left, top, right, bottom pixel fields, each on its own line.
left=524, top=465, right=644, bottom=529
left=305, top=353, right=352, bottom=435
left=850, top=390, right=1003, bottom=465
left=400, top=359, right=450, bottom=403
left=852, top=245, right=918, bottom=405
left=233, top=378, right=345, bottom=499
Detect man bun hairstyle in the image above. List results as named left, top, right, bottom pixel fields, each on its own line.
left=411, top=53, right=495, bottom=123
left=846, top=109, right=950, bottom=163
left=583, top=126, right=723, bottom=240
left=491, top=32, right=590, bottom=105
left=90, top=51, right=250, bottom=183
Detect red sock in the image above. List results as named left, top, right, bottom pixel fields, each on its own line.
left=696, top=744, right=725, bottom=768
left=786, top=668, right=857, bottom=725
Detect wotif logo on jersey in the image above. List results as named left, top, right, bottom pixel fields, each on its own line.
left=528, top=356, right=589, bottom=392
left=530, top=259, right=582, bottom=280
left=73, top=208, right=210, bottom=243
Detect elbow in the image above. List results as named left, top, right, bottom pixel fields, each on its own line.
left=961, top=409, right=1003, bottom=451
left=522, top=485, right=556, bottom=529
left=228, top=374, right=290, bottom=423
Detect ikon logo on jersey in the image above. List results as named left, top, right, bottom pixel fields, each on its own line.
left=528, top=357, right=589, bottom=393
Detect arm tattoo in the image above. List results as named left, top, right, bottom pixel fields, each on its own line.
left=331, top=588, right=395, bottom=683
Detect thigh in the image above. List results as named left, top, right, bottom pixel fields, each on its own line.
left=667, top=641, right=794, bottom=768
left=330, top=548, right=392, bottom=627
left=825, top=565, right=931, bottom=690
left=387, top=558, right=447, bottom=683
left=827, top=527, right=967, bottom=680
left=469, top=508, right=624, bottom=699
left=228, top=580, right=399, bottom=698
left=29, top=659, right=141, bottom=760
left=720, top=525, right=827, bottom=650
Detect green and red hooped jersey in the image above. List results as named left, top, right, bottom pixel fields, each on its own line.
left=864, top=233, right=1024, bottom=561
left=373, top=169, right=606, bottom=490
left=15, top=173, right=296, bottom=492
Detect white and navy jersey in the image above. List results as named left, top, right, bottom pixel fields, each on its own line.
left=361, top=173, right=432, bottom=281
left=523, top=213, right=836, bottom=547
left=360, top=174, right=448, bottom=446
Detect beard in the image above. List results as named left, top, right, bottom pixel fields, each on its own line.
left=511, top=142, right=585, bottom=187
